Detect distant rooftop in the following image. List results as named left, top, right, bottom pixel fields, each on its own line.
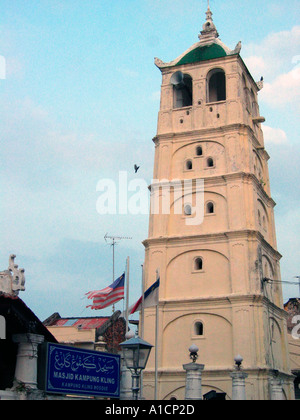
left=43, top=313, right=111, bottom=330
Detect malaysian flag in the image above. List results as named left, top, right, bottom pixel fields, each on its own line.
left=129, top=278, right=160, bottom=314
left=86, top=273, right=125, bottom=310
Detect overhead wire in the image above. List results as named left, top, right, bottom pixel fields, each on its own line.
left=263, top=278, right=299, bottom=286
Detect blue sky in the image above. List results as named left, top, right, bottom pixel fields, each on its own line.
left=0, top=0, right=299, bottom=321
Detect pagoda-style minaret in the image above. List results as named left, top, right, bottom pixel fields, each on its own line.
left=142, top=5, right=294, bottom=400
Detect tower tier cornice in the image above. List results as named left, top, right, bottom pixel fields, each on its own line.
left=149, top=293, right=288, bottom=322
left=143, top=229, right=282, bottom=260
left=153, top=123, right=264, bottom=145
left=158, top=293, right=274, bottom=308
left=148, top=172, right=276, bottom=208
left=154, top=123, right=247, bottom=141
left=158, top=294, right=288, bottom=320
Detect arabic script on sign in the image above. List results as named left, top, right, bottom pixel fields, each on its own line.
left=54, top=351, right=115, bottom=374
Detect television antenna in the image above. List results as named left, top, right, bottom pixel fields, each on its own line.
left=104, top=233, right=132, bottom=312
left=295, top=276, right=300, bottom=297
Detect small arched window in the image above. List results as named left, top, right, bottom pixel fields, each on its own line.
left=186, top=160, right=193, bottom=170
left=206, top=202, right=214, bottom=214
left=207, top=157, right=214, bottom=167
left=196, top=146, right=203, bottom=156
left=194, top=257, right=203, bottom=271
left=258, top=210, right=261, bottom=226
left=194, top=322, right=204, bottom=336
left=207, top=69, right=226, bottom=103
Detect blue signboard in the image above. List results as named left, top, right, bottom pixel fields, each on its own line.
left=40, top=343, right=120, bottom=398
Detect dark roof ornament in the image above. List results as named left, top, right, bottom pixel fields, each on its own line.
left=0, top=255, right=25, bottom=297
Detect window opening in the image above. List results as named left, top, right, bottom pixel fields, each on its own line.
left=207, top=69, right=226, bottom=102
left=194, top=258, right=203, bottom=271
left=206, top=202, right=214, bottom=214
left=194, top=322, right=204, bottom=336
left=171, top=71, right=193, bottom=108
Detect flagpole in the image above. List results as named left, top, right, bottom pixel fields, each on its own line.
left=140, top=263, right=145, bottom=399
left=141, top=264, right=145, bottom=339
left=154, top=268, right=160, bottom=400
left=125, top=257, right=130, bottom=335
left=112, top=238, right=116, bottom=313
left=104, top=234, right=132, bottom=313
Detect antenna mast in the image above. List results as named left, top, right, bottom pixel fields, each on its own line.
left=295, top=276, right=300, bottom=297
left=104, top=233, right=132, bottom=312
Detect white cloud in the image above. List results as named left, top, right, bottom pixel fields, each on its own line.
left=262, top=126, right=288, bottom=145
left=244, top=56, right=266, bottom=77
left=243, top=27, right=300, bottom=111
left=259, top=67, right=300, bottom=109
left=243, top=26, right=300, bottom=81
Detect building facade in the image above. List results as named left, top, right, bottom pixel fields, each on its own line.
left=44, top=311, right=126, bottom=353
left=142, top=5, right=294, bottom=400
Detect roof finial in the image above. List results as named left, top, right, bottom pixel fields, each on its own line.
left=199, top=0, right=219, bottom=42
left=207, top=0, right=212, bottom=14
left=206, top=0, right=213, bottom=22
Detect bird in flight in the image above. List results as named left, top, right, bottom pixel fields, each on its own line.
left=134, top=164, right=140, bottom=173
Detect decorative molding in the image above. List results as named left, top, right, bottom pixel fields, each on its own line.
left=0, top=255, right=25, bottom=297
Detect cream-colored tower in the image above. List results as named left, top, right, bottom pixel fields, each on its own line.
left=142, top=6, right=294, bottom=400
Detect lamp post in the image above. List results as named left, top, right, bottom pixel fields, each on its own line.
left=183, top=344, right=205, bottom=400
left=120, top=336, right=153, bottom=400
left=189, top=344, right=199, bottom=363
left=230, top=355, right=248, bottom=400
left=234, top=354, right=243, bottom=370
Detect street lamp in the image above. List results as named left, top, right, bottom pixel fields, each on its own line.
left=120, top=336, right=153, bottom=400
left=234, top=355, right=243, bottom=370
left=189, top=344, right=199, bottom=363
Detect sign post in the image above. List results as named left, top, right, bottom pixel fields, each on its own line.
left=38, top=343, right=121, bottom=399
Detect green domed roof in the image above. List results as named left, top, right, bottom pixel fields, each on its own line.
left=154, top=6, right=240, bottom=71
left=176, top=43, right=227, bottom=66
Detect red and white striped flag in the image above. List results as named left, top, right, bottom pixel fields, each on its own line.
left=86, top=273, right=125, bottom=310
